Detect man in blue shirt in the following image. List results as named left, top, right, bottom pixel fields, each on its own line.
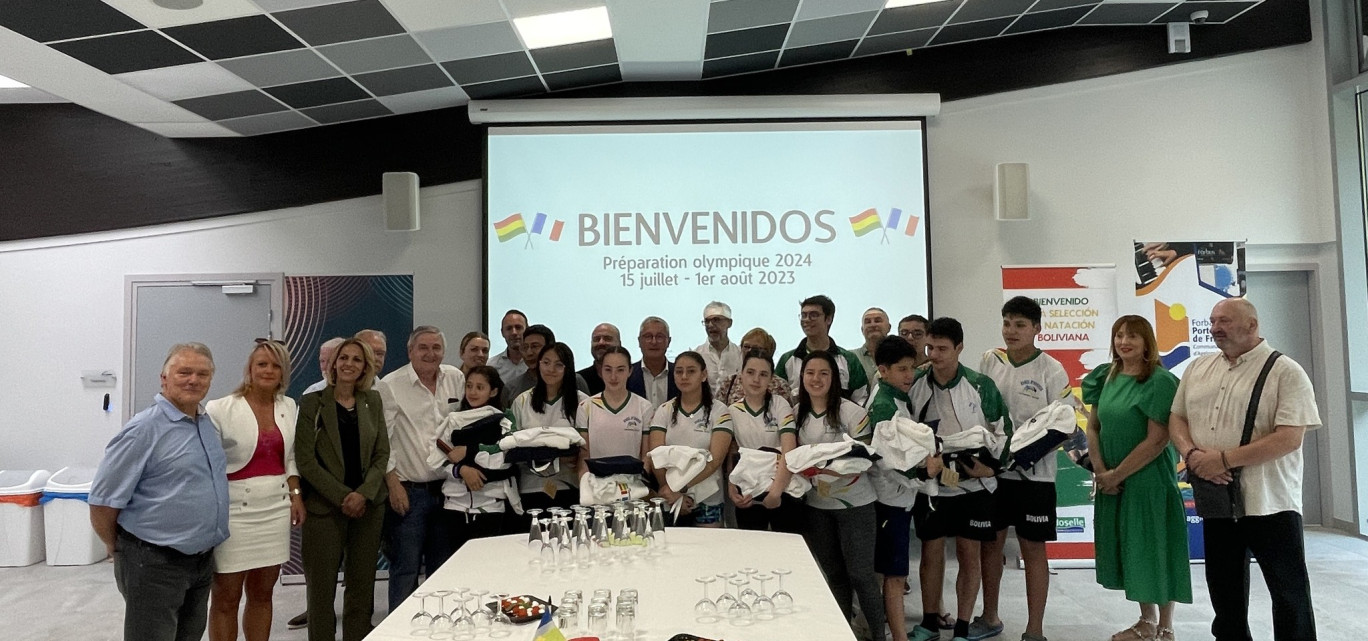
left=90, top=343, right=230, bottom=641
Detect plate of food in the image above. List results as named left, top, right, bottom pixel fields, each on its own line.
left=489, top=594, right=557, bottom=624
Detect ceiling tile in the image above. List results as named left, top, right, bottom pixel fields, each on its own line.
left=382, top=0, right=508, bottom=30
left=272, top=0, right=405, bottom=46
left=217, top=49, right=341, bottom=86
left=1155, top=1, right=1256, bottom=24
left=949, top=0, right=1036, bottom=24
left=544, top=63, right=621, bottom=91
left=217, top=110, right=317, bottom=135
left=103, top=0, right=261, bottom=29
left=460, top=75, right=546, bottom=99
left=1004, top=5, right=1095, bottom=34
left=928, top=15, right=1015, bottom=44
left=413, top=21, right=522, bottom=62
left=785, top=12, right=876, bottom=49
left=116, top=61, right=256, bottom=101
left=0, top=0, right=144, bottom=43
left=162, top=15, right=304, bottom=60
left=607, top=0, right=708, bottom=67
left=352, top=63, right=452, bottom=96
left=440, top=51, right=536, bottom=84
left=1029, top=0, right=1098, bottom=11
left=530, top=39, right=618, bottom=74
left=1077, top=2, right=1175, bottom=24
left=501, top=0, right=604, bottom=19
left=173, top=89, right=288, bottom=120
left=868, top=1, right=965, bottom=36
left=253, top=0, right=351, bottom=11
left=50, top=30, right=204, bottom=74
left=263, top=76, right=370, bottom=108
left=795, top=0, right=886, bottom=22
left=618, top=60, right=702, bottom=81
left=778, top=39, right=857, bottom=67
left=317, top=34, right=431, bottom=74
left=300, top=98, right=392, bottom=123
left=376, top=85, right=469, bottom=114
left=704, top=23, right=789, bottom=59
left=707, top=0, right=799, bottom=33
left=701, top=49, right=779, bottom=78
left=136, top=121, right=239, bottom=137
left=853, top=27, right=936, bottom=56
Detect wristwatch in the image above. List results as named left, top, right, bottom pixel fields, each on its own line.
left=289, top=488, right=302, bottom=496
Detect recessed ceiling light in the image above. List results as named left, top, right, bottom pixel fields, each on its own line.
left=513, top=6, right=612, bottom=50
left=0, top=74, right=29, bottom=89
left=153, top=0, right=205, bottom=8
left=884, top=0, right=951, bottom=7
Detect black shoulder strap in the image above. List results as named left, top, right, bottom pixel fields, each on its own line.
left=1240, top=351, right=1282, bottom=447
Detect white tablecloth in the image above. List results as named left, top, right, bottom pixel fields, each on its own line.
left=367, top=528, right=856, bottom=641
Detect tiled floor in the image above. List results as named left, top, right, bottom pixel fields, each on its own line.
left=3, top=528, right=1364, bottom=641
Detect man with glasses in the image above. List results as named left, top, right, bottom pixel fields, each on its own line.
left=899, top=314, right=933, bottom=368
left=695, top=301, right=741, bottom=392
left=776, top=295, right=869, bottom=402
left=628, top=316, right=678, bottom=408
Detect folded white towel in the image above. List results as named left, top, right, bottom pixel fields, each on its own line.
left=731, top=448, right=811, bottom=499
left=578, top=472, right=650, bottom=505
left=426, top=406, right=511, bottom=471
left=785, top=436, right=875, bottom=475
left=647, top=445, right=719, bottom=502
left=498, top=426, right=585, bottom=451
left=941, top=426, right=1003, bottom=457
left=1010, top=401, right=1078, bottom=453
left=873, top=417, right=937, bottom=471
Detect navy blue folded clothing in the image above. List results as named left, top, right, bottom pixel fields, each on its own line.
left=585, top=456, right=645, bottom=477
left=942, top=447, right=1002, bottom=475
left=504, top=446, right=577, bottom=463
left=1009, top=430, right=1072, bottom=471
left=447, top=414, right=504, bottom=447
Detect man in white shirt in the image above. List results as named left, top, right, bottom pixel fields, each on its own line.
left=356, top=328, right=389, bottom=375
left=855, top=307, right=891, bottom=390
left=301, top=337, right=345, bottom=395
left=1170, top=298, right=1320, bottom=641
left=695, top=301, right=741, bottom=392
left=379, top=326, right=465, bottom=611
left=489, top=309, right=528, bottom=385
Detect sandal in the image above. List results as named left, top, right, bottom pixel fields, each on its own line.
left=1111, top=618, right=1157, bottom=641
left=938, top=613, right=957, bottom=630
left=1155, top=628, right=1175, bottom=641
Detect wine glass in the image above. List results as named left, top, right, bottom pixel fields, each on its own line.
left=772, top=568, right=794, bottom=612
left=486, top=593, right=513, bottom=639
left=727, top=577, right=753, bottom=625
left=470, top=589, right=493, bottom=629
left=409, top=591, right=434, bottom=632
left=527, top=508, right=545, bottom=551
left=649, top=497, right=667, bottom=547
left=428, top=590, right=454, bottom=634
left=694, top=576, right=720, bottom=622
left=752, top=573, right=776, bottom=620
left=714, top=572, right=738, bottom=611
left=739, top=567, right=760, bottom=603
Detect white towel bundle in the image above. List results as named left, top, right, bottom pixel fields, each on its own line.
left=578, top=472, right=650, bottom=505
left=426, top=406, right=510, bottom=471
left=730, top=448, right=811, bottom=499
left=873, top=417, right=937, bottom=471
left=441, top=450, right=523, bottom=514
left=784, top=436, right=876, bottom=476
left=647, top=445, right=720, bottom=502
left=497, top=426, right=585, bottom=451
left=940, top=426, right=1004, bottom=457
left=1010, top=401, right=1078, bottom=453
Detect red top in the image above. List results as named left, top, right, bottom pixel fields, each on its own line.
left=227, top=425, right=287, bottom=480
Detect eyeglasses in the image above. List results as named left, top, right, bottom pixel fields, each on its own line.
left=898, top=330, right=926, bottom=339
left=639, top=333, right=668, bottom=343
left=539, top=360, right=566, bottom=371
left=255, top=337, right=285, bottom=345
left=799, top=311, right=824, bottom=321
left=702, top=317, right=729, bottom=326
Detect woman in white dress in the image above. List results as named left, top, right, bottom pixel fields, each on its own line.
left=206, top=340, right=306, bottom=641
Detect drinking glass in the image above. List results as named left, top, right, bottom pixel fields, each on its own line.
left=527, top=508, right=545, bottom=551
left=486, top=593, right=513, bottom=639
left=555, top=601, right=579, bottom=631
left=752, top=574, right=776, bottom=620
left=772, top=568, right=794, bottom=612
left=714, top=572, right=738, bottom=611
left=649, top=497, right=667, bottom=547
left=616, top=600, right=637, bottom=638
left=409, top=592, right=434, bottom=632
left=739, top=567, right=760, bottom=603
left=727, top=578, right=752, bottom=625
left=428, top=590, right=454, bottom=634
left=470, top=590, right=493, bottom=629
left=694, top=576, right=719, bottom=622
left=450, top=593, right=475, bottom=641
left=587, top=602, right=610, bottom=635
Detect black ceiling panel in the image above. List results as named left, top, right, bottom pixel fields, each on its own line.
left=353, top=64, right=453, bottom=96
left=704, top=23, right=790, bottom=59
left=441, top=51, right=537, bottom=85
left=779, top=39, right=858, bottom=67
left=1029, top=0, right=1097, bottom=11
left=50, top=30, right=203, bottom=74
left=530, top=39, right=619, bottom=74
left=1004, top=5, right=1096, bottom=34
left=701, top=50, right=780, bottom=78
left=264, top=77, right=370, bottom=109
left=1156, top=1, right=1259, bottom=23
left=930, top=16, right=1015, bottom=45
left=173, top=90, right=288, bottom=121
left=854, top=28, right=937, bottom=57
left=950, top=0, right=1038, bottom=24
left=0, top=0, right=145, bottom=43
left=163, top=15, right=305, bottom=60
left=300, top=99, right=392, bottom=124
left=1078, top=2, right=1175, bottom=24
left=868, top=1, right=965, bottom=36
left=544, top=64, right=622, bottom=92
left=272, top=0, right=406, bottom=46
left=461, top=75, right=547, bottom=99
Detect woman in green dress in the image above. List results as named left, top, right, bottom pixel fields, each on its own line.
left=1082, top=315, right=1191, bottom=641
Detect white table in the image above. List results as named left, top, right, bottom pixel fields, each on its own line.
left=367, top=528, right=856, bottom=641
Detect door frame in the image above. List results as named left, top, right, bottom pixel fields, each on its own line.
left=123, top=272, right=284, bottom=422
left=1246, top=262, right=1332, bottom=525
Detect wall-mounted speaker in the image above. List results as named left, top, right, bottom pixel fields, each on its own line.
left=995, top=162, right=1029, bottom=221
left=383, top=172, right=420, bottom=232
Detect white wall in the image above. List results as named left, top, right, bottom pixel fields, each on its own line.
left=0, top=37, right=1349, bottom=524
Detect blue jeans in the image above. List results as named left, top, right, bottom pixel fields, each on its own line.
left=384, top=482, right=453, bottom=611
left=113, top=529, right=215, bottom=641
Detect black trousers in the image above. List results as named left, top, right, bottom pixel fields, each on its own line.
left=1203, top=511, right=1316, bottom=641
left=734, top=494, right=806, bottom=534
left=113, top=530, right=215, bottom=641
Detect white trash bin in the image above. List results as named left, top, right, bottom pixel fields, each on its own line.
left=0, top=470, right=52, bottom=566
left=43, top=467, right=106, bottom=565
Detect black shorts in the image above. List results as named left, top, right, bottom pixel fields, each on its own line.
left=910, top=491, right=996, bottom=542
left=991, top=478, right=1057, bottom=542
left=874, top=502, right=913, bottom=577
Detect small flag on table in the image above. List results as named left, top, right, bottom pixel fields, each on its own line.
left=533, top=608, right=565, bottom=641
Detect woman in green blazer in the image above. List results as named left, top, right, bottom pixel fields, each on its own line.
left=295, top=337, right=390, bottom=641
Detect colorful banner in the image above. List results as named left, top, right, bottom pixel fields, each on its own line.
left=1134, top=241, right=1247, bottom=377
left=1001, top=264, right=1116, bottom=567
